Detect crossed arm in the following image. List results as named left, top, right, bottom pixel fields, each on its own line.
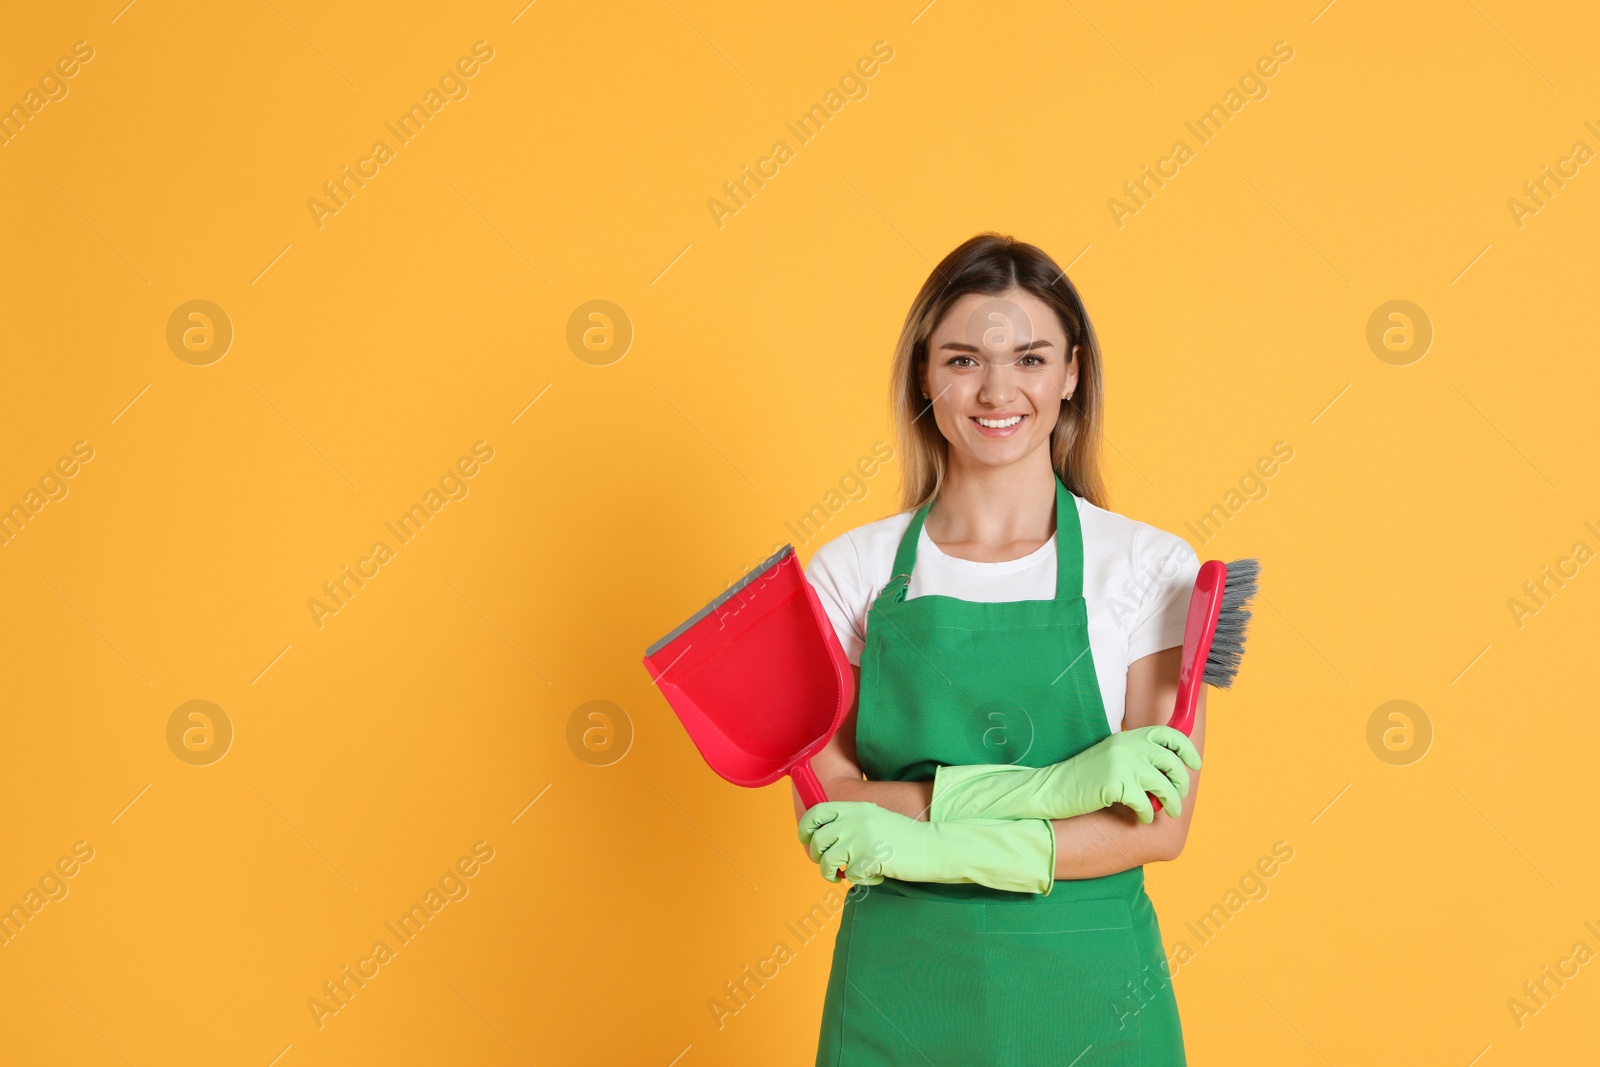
left=791, top=647, right=1206, bottom=879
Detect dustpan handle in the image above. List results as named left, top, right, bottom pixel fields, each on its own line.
left=792, top=762, right=828, bottom=808
left=791, top=763, right=848, bottom=878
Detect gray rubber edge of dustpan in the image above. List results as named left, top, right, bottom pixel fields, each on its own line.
left=645, top=543, right=795, bottom=658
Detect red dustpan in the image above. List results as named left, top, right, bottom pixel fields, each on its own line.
left=643, top=544, right=853, bottom=812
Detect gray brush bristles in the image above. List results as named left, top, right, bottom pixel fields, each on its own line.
left=1203, top=557, right=1261, bottom=689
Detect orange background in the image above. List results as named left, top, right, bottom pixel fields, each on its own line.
left=2, top=1, right=1598, bottom=1064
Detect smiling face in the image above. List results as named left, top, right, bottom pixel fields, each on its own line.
left=919, top=288, right=1080, bottom=472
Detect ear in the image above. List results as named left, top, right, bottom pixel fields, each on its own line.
left=1062, top=343, right=1082, bottom=398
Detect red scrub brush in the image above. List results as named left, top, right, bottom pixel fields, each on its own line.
left=1148, top=557, right=1260, bottom=815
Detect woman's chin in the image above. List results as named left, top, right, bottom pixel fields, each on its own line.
left=951, top=436, right=1044, bottom=467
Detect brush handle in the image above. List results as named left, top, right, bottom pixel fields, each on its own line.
left=1148, top=561, right=1226, bottom=816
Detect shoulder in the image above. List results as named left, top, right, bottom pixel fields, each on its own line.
left=804, top=510, right=915, bottom=596
left=1075, top=495, right=1199, bottom=643
left=1074, top=493, right=1197, bottom=572
left=803, top=511, right=916, bottom=666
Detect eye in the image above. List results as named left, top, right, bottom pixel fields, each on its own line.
left=946, top=355, right=977, bottom=368
left=1019, top=354, right=1046, bottom=367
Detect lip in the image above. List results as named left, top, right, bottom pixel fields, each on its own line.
left=969, top=413, right=1027, bottom=438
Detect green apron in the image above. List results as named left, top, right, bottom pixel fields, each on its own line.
left=814, top=474, right=1187, bottom=1066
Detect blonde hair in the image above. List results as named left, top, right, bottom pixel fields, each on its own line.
left=889, top=231, right=1109, bottom=512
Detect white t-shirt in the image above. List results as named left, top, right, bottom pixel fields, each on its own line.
left=803, top=492, right=1200, bottom=734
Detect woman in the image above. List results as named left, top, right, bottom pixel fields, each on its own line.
left=795, top=232, right=1206, bottom=1065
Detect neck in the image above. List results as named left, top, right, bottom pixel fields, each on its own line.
left=928, top=452, right=1060, bottom=548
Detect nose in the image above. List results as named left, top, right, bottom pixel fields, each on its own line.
left=976, top=359, right=1022, bottom=405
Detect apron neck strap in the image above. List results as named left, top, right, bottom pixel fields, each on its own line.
left=887, top=474, right=1083, bottom=601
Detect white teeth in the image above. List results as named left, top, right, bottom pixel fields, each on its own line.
left=975, top=415, right=1023, bottom=428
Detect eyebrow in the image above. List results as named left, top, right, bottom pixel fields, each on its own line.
left=936, top=339, right=1054, bottom=353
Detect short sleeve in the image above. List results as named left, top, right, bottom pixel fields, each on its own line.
left=803, top=532, right=869, bottom=667
left=1126, top=527, right=1201, bottom=662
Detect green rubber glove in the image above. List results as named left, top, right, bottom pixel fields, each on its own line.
left=798, top=801, right=1056, bottom=895
left=930, top=725, right=1201, bottom=825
